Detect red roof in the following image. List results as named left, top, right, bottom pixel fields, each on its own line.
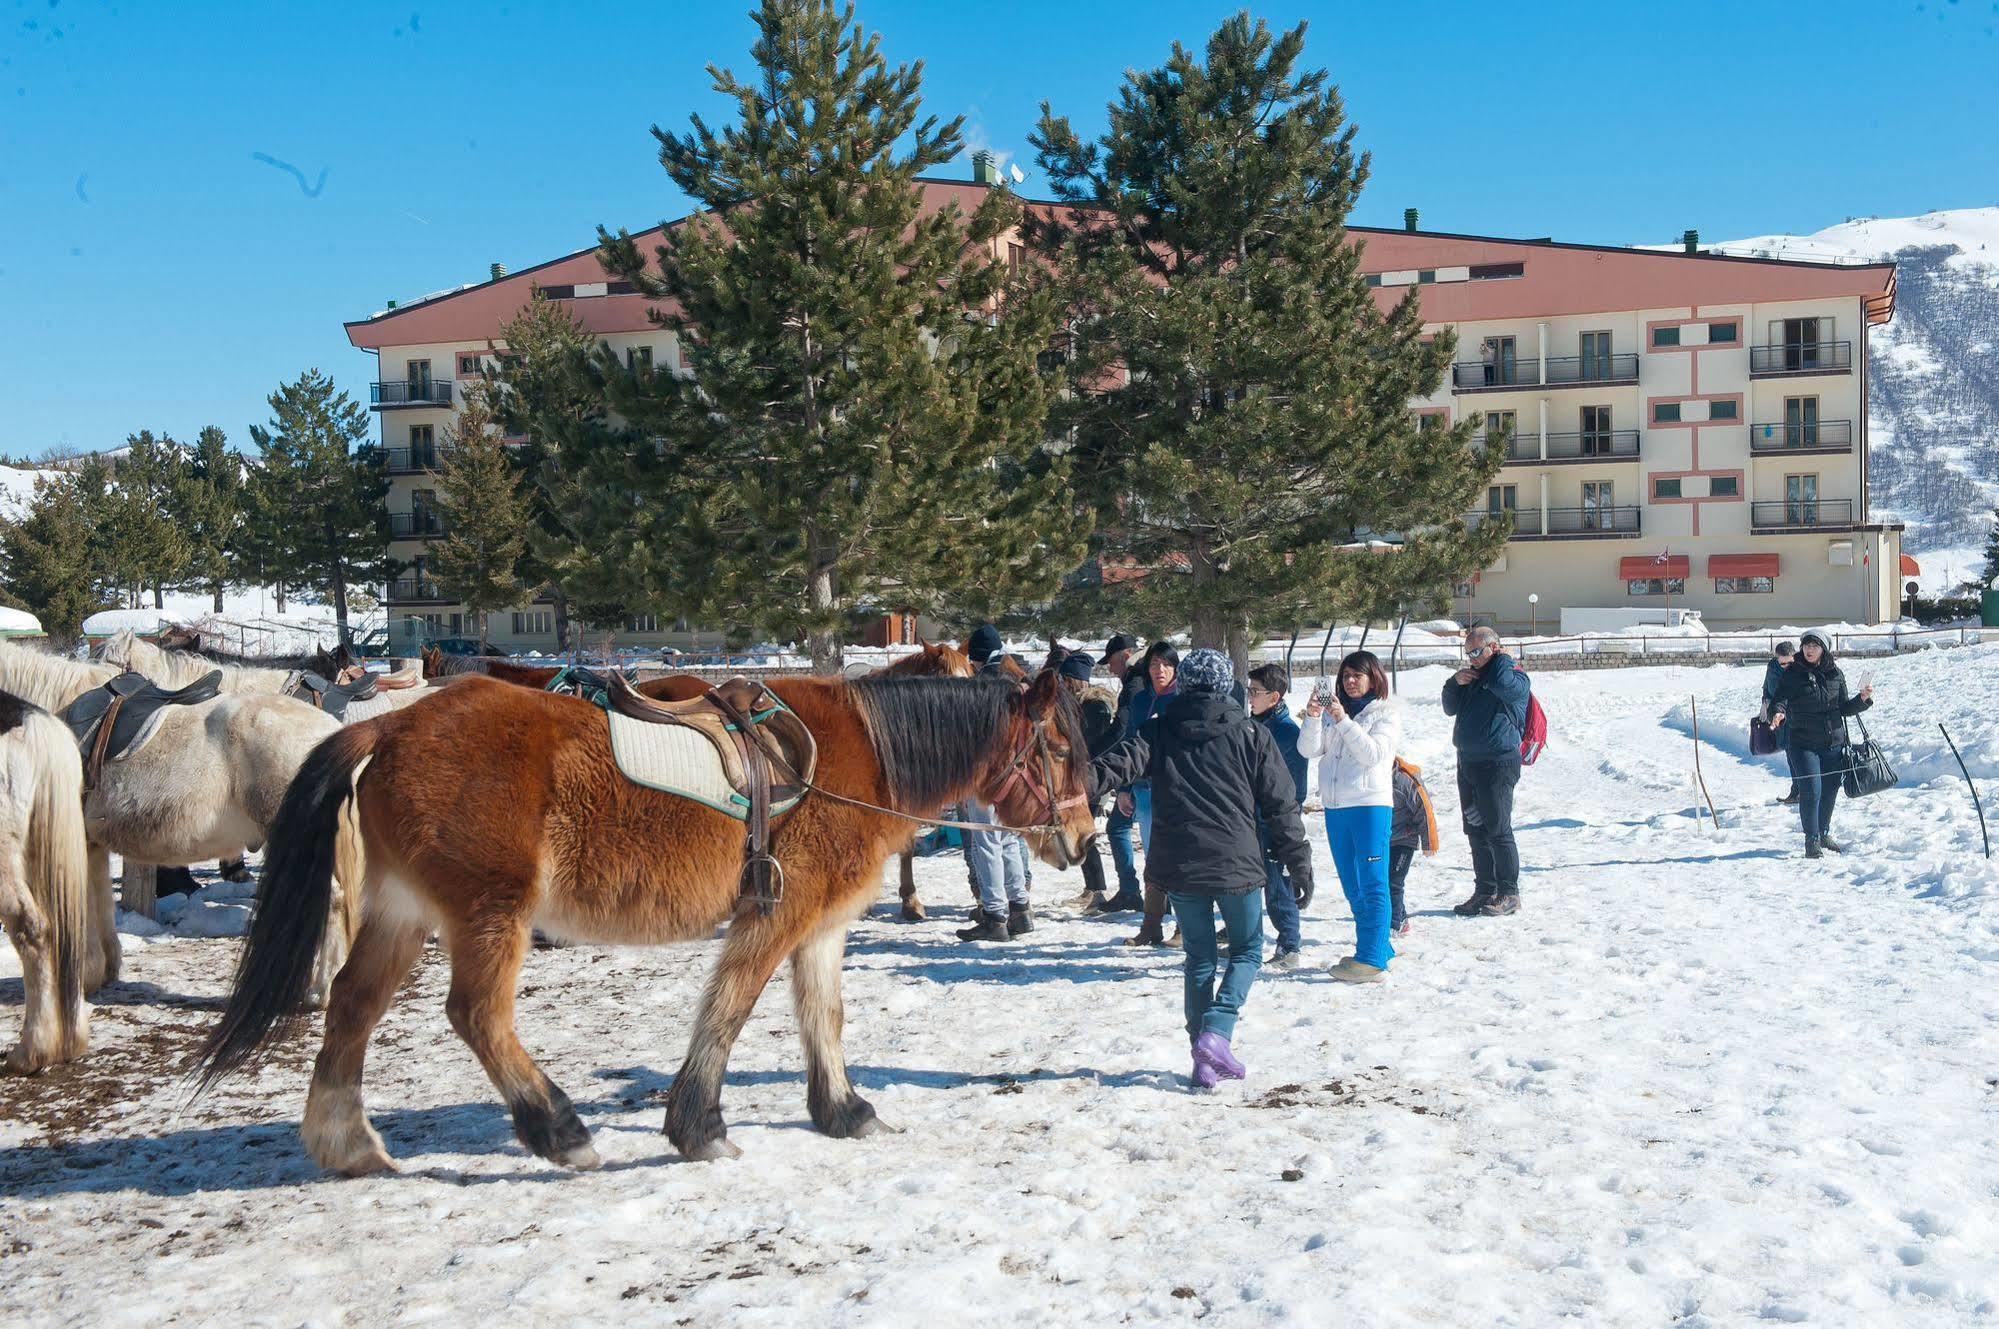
left=1620, top=554, right=1690, bottom=579
left=1707, top=553, right=1780, bottom=579
left=1899, top=553, right=1921, bottom=577
left=346, top=180, right=1897, bottom=352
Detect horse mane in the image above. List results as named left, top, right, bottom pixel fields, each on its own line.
left=875, top=641, right=973, bottom=679
left=100, top=629, right=293, bottom=692
left=429, top=653, right=501, bottom=678
left=847, top=674, right=1086, bottom=814
left=0, top=640, right=119, bottom=713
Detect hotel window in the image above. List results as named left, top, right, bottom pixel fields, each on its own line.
left=1715, top=576, right=1773, bottom=594
left=511, top=611, right=553, bottom=635
left=1582, top=480, right=1615, bottom=529
left=1364, top=273, right=1383, bottom=288
left=1486, top=484, right=1517, bottom=513
left=1452, top=581, right=1476, bottom=598
left=1580, top=405, right=1613, bottom=454
left=1417, top=270, right=1435, bottom=283
left=1709, top=399, right=1738, bottom=421
left=409, top=423, right=436, bottom=468
left=1007, top=242, right=1025, bottom=271
left=1416, top=411, right=1445, bottom=433
left=625, top=614, right=659, bottom=633
left=1580, top=331, right=1613, bottom=380
left=1708, top=321, right=1739, bottom=343
left=1653, top=402, right=1681, bottom=424
left=1783, top=396, right=1820, bottom=447
left=1651, top=325, right=1681, bottom=348
left=626, top=346, right=653, bottom=370
left=1710, top=476, right=1739, bottom=497
left=1627, top=578, right=1685, bottom=596
left=1653, top=477, right=1682, bottom=500
left=406, top=358, right=432, bottom=390
left=1485, top=410, right=1516, bottom=454
left=1468, top=262, right=1524, bottom=281
left=457, top=352, right=483, bottom=377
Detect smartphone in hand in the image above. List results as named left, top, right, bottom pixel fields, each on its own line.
left=1312, top=676, right=1335, bottom=707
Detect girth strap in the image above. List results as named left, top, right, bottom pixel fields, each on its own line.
left=83, top=693, right=124, bottom=794
left=703, top=683, right=784, bottom=918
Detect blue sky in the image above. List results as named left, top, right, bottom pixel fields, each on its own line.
left=3, top=0, right=1994, bottom=456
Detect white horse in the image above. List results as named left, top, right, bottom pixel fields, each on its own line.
left=0, top=642, right=353, bottom=1003
left=98, top=630, right=432, bottom=720
left=0, top=689, right=92, bottom=1072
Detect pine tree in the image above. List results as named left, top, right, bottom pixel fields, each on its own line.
left=1982, top=507, right=1999, bottom=587
left=178, top=426, right=247, bottom=612
left=583, top=0, right=1081, bottom=672
left=428, top=383, right=527, bottom=645
left=248, top=369, right=393, bottom=646
left=1031, top=15, right=1506, bottom=675
left=0, top=475, right=107, bottom=644
left=487, top=288, right=625, bottom=653
left=101, top=431, right=193, bottom=609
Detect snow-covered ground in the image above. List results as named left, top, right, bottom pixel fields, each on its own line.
left=4, top=650, right=1998, bottom=1327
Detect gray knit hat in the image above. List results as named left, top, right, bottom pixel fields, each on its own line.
left=1177, top=647, right=1234, bottom=696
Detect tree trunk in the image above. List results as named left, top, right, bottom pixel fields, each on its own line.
left=274, top=580, right=286, bottom=614
left=152, top=582, right=164, bottom=610
left=551, top=587, right=572, bottom=655
left=212, top=581, right=225, bottom=613
left=805, top=524, right=842, bottom=675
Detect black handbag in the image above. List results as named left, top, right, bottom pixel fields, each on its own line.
left=1841, top=714, right=1897, bottom=798
left=1749, top=716, right=1779, bottom=756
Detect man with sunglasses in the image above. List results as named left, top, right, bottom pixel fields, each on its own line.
left=1440, top=625, right=1532, bottom=917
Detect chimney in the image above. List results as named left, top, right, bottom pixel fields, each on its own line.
left=1682, top=229, right=1700, bottom=254
left=490, top=262, right=507, bottom=281
left=386, top=299, right=398, bottom=309
left=971, top=149, right=1002, bottom=186
left=1404, top=207, right=1419, bottom=232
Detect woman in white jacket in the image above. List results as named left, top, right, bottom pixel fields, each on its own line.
left=1297, top=650, right=1401, bottom=982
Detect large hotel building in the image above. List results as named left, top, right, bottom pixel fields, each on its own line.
left=346, top=174, right=1901, bottom=651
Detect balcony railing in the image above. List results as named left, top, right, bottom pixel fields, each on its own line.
left=1748, top=419, right=1854, bottom=453
left=386, top=578, right=448, bottom=603
left=1453, top=353, right=1639, bottom=391
left=1751, top=499, right=1857, bottom=531
left=1748, top=341, right=1852, bottom=376
left=1478, top=505, right=1643, bottom=539
left=371, top=379, right=455, bottom=408
left=390, top=510, right=447, bottom=539
left=384, top=447, right=442, bottom=473
left=1494, top=429, right=1641, bottom=463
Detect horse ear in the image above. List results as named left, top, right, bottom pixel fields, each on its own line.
left=1024, top=666, right=1061, bottom=718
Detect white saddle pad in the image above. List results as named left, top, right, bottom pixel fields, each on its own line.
left=606, top=711, right=751, bottom=819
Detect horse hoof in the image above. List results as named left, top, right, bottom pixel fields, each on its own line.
left=4, top=1045, right=51, bottom=1076
left=852, top=1114, right=898, bottom=1138
left=332, top=1148, right=398, bottom=1178
left=553, top=1142, right=602, bottom=1171
left=900, top=903, right=926, bottom=923
left=681, top=1137, right=743, bottom=1163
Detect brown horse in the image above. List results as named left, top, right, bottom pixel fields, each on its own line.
left=196, top=669, right=1093, bottom=1175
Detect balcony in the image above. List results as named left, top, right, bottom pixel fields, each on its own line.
left=1750, top=499, right=1857, bottom=532
left=390, top=510, right=447, bottom=539
left=1748, top=341, right=1852, bottom=377
left=386, top=578, right=449, bottom=604
left=384, top=447, right=442, bottom=474
left=371, top=379, right=455, bottom=409
left=1748, top=419, right=1854, bottom=455
left=1452, top=353, right=1640, bottom=393
left=1468, top=505, right=1643, bottom=539
left=1495, top=429, right=1641, bottom=465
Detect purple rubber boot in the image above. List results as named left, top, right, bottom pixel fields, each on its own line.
left=1191, top=1053, right=1221, bottom=1089
left=1193, top=1030, right=1246, bottom=1083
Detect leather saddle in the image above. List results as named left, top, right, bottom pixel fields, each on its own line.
left=600, top=673, right=819, bottom=917
left=283, top=669, right=379, bottom=720
left=62, top=669, right=224, bottom=791
left=544, top=665, right=623, bottom=709
left=371, top=660, right=424, bottom=690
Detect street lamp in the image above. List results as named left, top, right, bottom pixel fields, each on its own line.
left=1528, top=593, right=1539, bottom=637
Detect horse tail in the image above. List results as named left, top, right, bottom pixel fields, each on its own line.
left=23, top=709, right=89, bottom=1054
left=194, top=725, right=378, bottom=1091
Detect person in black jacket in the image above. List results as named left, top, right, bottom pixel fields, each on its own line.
left=1093, top=634, right=1147, bottom=914
left=1770, top=629, right=1875, bottom=858
left=1090, top=649, right=1315, bottom=1089
left=1761, top=641, right=1801, bottom=805
left=1440, top=626, right=1532, bottom=916
left=1059, top=652, right=1121, bottom=909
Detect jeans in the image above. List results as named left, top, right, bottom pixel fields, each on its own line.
left=1790, top=742, right=1844, bottom=842
left=1167, top=888, right=1265, bottom=1043
left=1326, top=805, right=1394, bottom=969
left=1263, top=857, right=1302, bottom=951
left=962, top=799, right=1028, bottom=916
left=1456, top=757, right=1522, bottom=897
left=1387, top=845, right=1415, bottom=929
left=1782, top=744, right=1803, bottom=800
left=1105, top=800, right=1140, bottom=896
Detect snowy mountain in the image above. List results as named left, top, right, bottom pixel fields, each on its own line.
left=1712, top=208, right=1999, bottom=589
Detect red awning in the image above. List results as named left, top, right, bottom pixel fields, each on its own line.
left=1900, top=553, right=1921, bottom=577
left=1707, top=553, right=1780, bottom=579
left=1620, top=555, right=1690, bottom=579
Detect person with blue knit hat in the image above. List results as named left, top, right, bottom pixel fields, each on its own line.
left=1090, top=647, right=1315, bottom=1089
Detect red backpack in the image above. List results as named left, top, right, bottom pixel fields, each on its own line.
left=1519, top=692, right=1549, bottom=766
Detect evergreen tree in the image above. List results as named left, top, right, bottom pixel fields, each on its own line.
left=1, top=475, right=107, bottom=644
left=583, top=0, right=1080, bottom=672
left=428, top=382, right=528, bottom=645
left=1030, top=14, right=1506, bottom=675
left=178, top=425, right=247, bottom=612
left=1982, top=507, right=1999, bottom=587
left=101, top=431, right=192, bottom=608
left=487, top=289, right=626, bottom=653
left=247, top=369, right=393, bottom=646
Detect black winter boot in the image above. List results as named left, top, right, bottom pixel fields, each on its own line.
left=1804, top=839, right=1823, bottom=860
left=956, top=910, right=1013, bottom=942
left=1007, top=904, right=1033, bottom=937
left=1453, top=891, right=1494, bottom=917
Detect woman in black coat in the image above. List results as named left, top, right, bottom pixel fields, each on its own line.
left=1769, top=629, right=1876, bottom=857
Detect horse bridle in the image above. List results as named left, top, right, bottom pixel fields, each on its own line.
left=984, top=712, right=1091, bottom=835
